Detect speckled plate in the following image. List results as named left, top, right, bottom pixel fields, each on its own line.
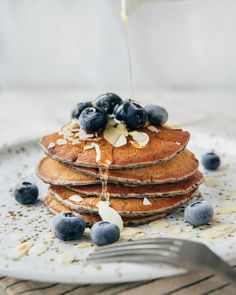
left=0, top=130, right=236, bottom=284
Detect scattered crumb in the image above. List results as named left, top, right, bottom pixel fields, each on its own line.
left=29, top=243, right=48, bottom=256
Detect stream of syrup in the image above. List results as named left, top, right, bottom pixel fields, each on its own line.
left=121, top=7, right=134, bottom=99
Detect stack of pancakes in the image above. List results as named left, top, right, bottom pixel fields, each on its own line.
left=37, top=126, right=203, bottom=226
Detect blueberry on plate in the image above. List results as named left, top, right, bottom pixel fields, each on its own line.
left=78, top=107, right=108, bottom=134
left=91, top=221, right=120, bottom=246
left=14, top=182, right=39, bottom=205
left=95, top=93, right=122, bottom=115
left=202, top=152, right=221, bottom=171
left=144, top=105, right=168, bottom=126
left=71, top=102, right=93, bottom=119
left=114, top=100, right=147, bottom=131
left=184, top=201, right=214, bottom=227
left=52, top=212, right=85, bottom=241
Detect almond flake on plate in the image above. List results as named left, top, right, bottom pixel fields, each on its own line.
left=74, top=241, right=93, bottom=249
left=84, top=143, right=101, bottom=162
left=129, top=131, right=149, bottom=148
left=56, top=139, right=68, bottom=146
left=48, top=142, right=56, bottom=149
left=121, top=227, right=145, bottom=240
left=8, top=242, right=32, bottom=260
left=216, top=204, right=236, bottom=214
left=204, top=176, right=219, bottom=187
left=200, top=224, right=236, bottom=239
left=29, top=243, right=48, bottom=256
left=143, top=197, right=152, bottom=206
left=11, top=231, right=28, bottom=242
left=68, top=195, right=83, bottom=203
left=59, top=252, right=75, bottom=264
left=147, top=125, right=159, bottom=132
left=44, top=231, right=55, bottom=242
left=97, top=201, right=123, bottom=230
left=149, top=220, right=170, bottom=232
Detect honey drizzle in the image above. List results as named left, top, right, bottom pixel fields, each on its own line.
left=121, top=7, right=134, bottom=98
left=98, top=143, right=114, bottom=202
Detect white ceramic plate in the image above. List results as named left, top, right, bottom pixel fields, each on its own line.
left=0, top=129, right=236, bottom=284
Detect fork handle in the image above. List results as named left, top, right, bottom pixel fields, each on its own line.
left=212, top=260, right=236, bottom=286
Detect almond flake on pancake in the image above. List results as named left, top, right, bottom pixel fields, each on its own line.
left=8, top=242, right=32, bottom=260
left=129, top=131, right=149, bottom=148
left=84, top=143, right=101, bottom=162
left=103, top=124, right=128, bottom=147
left=143, top=197, right=152, bottom=206
left=97, top=201, right=123, bottom=230
left=71, top=139, right=81, bottom=145
left=76, top=129, right=94, bottom=140
left=48, top=142, right=56, bottom=149
left=69, top=195, right=83, bottom=203
left=56, top=139, right=68, bottom=145
left=147, top=125, right=159, bottom=133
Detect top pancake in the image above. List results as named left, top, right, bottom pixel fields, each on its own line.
left=40, top=127, right=190, bottom=169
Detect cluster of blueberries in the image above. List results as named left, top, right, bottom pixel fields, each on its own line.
left=71, top=93, right=168, bottom=134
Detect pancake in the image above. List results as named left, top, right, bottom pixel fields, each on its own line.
left=44, top=194, right=177, bottom=227
left=36, top=157, right=99, bottom=186
left=49, top=185, right=199, bottom=217
left=70, top=171, right=204, bottom=198
left=37, top=150, right=199, bottom=185
left=40, top=127, right=190, bottom=169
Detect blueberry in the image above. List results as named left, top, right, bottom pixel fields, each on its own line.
left=91, top=221, right=120, bottom=246
left=71, top=102, right=93, bottom=119
left=14, top=182, right=38, bottom=205
left=202, top=152, right=221, bottom=171
left=95, top=93, right=122, bottom=115
left=184, top=201, right=214, bottom=227
left=114, top=100, right=148, bottom=131
left=78, top=107, right=108, bottom=134
left=144, top=105, right=168, bottom=126
left=52, top=212, right=85, bottom=241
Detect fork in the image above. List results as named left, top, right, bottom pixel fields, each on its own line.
left=87, top=238, right=236, bottom=286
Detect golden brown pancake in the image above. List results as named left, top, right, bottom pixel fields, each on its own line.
left=49, top=185, right=199, bottom=217
left=37, top=150, right=199, bottom=185
left=40, top=127, right=190, bottom=169
left=69, top=171, right=203, bottom=198
left=44, top=194, right=176, bottom=226
left=36, top=157, right=99, bottom=186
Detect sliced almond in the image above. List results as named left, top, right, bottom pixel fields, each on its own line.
left=59, top=252, right=75, bottom=264
left=48, top=142, right=56, bottom=149
left=84, top=143, right=101, bottom=162
left=76, top=129, right=94, bottom=140
left=56, top=139, right=68, bottom=146
left=129, top=131, right=149, bottom=148
left=204, top=177, right=219, bottom=187
left=74, top=241, right=93, bottom=248
left=121, top=227, right=144, bottom=240
left=103, top=123, right=128, bottom=147
left=147, top=125, right=159, bottom=133
left=8, top=242, right=32, bottom=260
left=216, top=204, right=236, bottom=214
left=143, top=197, right=152, bottom=206
left=69, top=195, right=83, bottom=203
left=149, top=220, right=170, bottom=232
left=29, top=243, right=48, bottom=256
left=97, top=201, right=123, bottom=230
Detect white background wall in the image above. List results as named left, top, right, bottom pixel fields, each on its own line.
left=1, top=0, right=236, bottom=94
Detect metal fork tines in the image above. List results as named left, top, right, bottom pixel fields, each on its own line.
left=88, top=238, right=236, bottom=286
